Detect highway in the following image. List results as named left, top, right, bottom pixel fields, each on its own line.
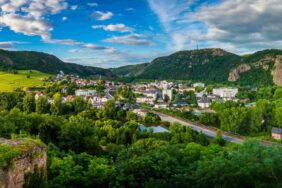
left=152, top=111, right=245, bottom=144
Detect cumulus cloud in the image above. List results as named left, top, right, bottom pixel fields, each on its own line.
left=0, top=13, right=52, bottom=40
left=104, top=34, right=153, bottom=46
left=92, top=24, right=133, bottom=33
left=0, top=0, right=68, bottom=40
left=148, top=0, right=282, bottom=53
left=194, top=0, right=282, bottom=44
left=62, top=16, right=68, bottom=21
left=92, top=11, right=113, bottom=20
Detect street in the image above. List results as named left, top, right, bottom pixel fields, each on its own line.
left=153, top=111, right=245, bottom=144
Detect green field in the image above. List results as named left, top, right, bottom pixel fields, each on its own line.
left=0, top=70, right=51, bottom=92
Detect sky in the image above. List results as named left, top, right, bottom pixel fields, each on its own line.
left=1, top=0, right=282, bottom=68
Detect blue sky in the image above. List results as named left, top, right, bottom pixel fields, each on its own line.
left=1, top=0, right=282, bottom=68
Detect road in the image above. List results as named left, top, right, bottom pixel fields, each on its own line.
left=153, top=111, right=245, bottom=144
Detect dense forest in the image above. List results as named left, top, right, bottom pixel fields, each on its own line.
left=0, top=90, right=281, bottom=188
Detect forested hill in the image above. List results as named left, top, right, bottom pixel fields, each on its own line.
left=0, top=49, right=115, bottom=78
left=3, top=48, right=282, bottom=85
left=113, top=48, right=282, bottom=86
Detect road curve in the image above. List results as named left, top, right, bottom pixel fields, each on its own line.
left=153, top=111, right=245, bottom=144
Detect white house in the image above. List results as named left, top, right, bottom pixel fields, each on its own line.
left=193, top=82, right=205, bottom=88
left=197, top=97, right=211, bottom=109
left=136, top=97, right=154, bottom=104
left=154, top=102, right=168, bottom=109
left=75, top=89, right=96, bottom=96
left=195, top=91, right=205, bottom=98
left=162, top=88, right=173, bottom=100
left=212, top=88, right=238, bottom=99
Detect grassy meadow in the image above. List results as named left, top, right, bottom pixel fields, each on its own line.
left=0, top=70, right=51, bottom=92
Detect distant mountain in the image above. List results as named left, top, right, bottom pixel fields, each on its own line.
left=113, top=48, right=282, bottom=86
left=0, top=49, right=115, bottom=78
left=111, top=63, right=150, bottom=77
left=3, top=48, right=282, bottom=86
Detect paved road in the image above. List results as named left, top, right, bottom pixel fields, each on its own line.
left=153, top=111, right=245, bottom=144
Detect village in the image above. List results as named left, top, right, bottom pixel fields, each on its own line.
left=132, top=80, right=238, bottom=110
left=30, top=71, right=282, bottom=141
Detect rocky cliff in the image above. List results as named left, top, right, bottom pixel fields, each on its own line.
left=272, top=55, right=282, bottom=86
left=0, top=138, right=46, bottom=188
left=228, top=64, right=251, bottom=81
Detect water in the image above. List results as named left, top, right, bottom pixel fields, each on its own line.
left=139, top=125, right=169, bottom=133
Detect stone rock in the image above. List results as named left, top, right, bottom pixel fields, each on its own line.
left=272, top=55, right=282, bottom=86
left=228, top=64, right=251, bottom=82
left=0, top=139, right=46, bottom=188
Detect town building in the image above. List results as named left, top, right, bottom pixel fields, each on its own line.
left=272, top=127, right=282, bottom=140
left=197, top=97, right=211, bottom=109
left=75, top=89, right=96, bottom=96
left=212, top=88, right=238, bottom=99
left=162, top=88, right=173, bottom=100
left=56, top=70, right=65, bottom=81
left=154, top=102, right=168, bottom=109
left=136, top=97, right=154, bottom=104
left=193, top=82, right=205, bottom=88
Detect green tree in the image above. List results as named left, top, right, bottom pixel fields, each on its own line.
left=50, top=93, right=62, bottom=115
left=36, top=96, right=49, bottom=114
left=102, top=100, right=117, bottom=120
left=72, top=96, right=87, bottom=114
left=199, top=113, right=219, bottom=127
left=23, top=93, right=35, bottom=113
left=0, top=116, right=15, bottom=138
left=219, top=107, right=248, bottom=134
left=274, top=107, right=282, bottom=128
left=273, top=88, right=282, bottom=99
left=247, top=107, right=263, bottom=133
left=212, top=130, right=225, bottom=146
left=142, top=112, right=161, bottom=123
left=126, top=111, right=138, bottom=121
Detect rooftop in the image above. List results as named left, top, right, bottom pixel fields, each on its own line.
left=272, top=127, right=282, bottom=134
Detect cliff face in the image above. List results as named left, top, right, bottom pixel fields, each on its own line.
left=0, top=139, right=46, bottom=188
left=272, top=55, right=282, bottom=86
left=228, top=64, right=251, bottom=81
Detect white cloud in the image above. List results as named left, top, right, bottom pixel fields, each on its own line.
left=0, top=41, right=20, bottom=49
left=148, top=0, right=282, bottom=53
left=0, top=13, right=52, bottom=40
left=147, top=0, right=196, bottom=51
left=68, top=49, right=81, bottom=53
left=62, top=17, right=68, bottom=21
left=105, top=34, right=153, bottom=46
left=0, top=0, right=68, bottom=40
left=87, top=2, right=98, bottom=7
left=70, top=5, right=78, bottom=10
left=46, top=38, right=115, bottom=52
left=92, top=11, right=113, bottom=20
left=92, top=23, right=133, bottom=33
left=126, top=8, right=134, bottom=11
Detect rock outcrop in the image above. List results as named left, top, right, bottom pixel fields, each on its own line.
left=228, top=64, right=251, bottom=82
left=272, top=55, right=282, bottom=86
left=0, top=138, right=46, bottom=188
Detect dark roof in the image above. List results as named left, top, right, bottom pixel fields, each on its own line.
left=272, top=127, right=282, bottom=134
